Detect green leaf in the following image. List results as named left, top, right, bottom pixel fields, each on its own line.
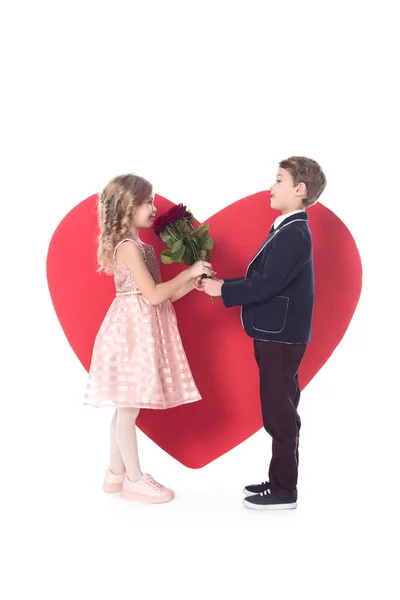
left=182, top=250, right=193, bottom=265
left=191, top=235, right=201, bottom=249
left=160, top=235, right=175, bottom=248
left=186, top=211, right=195, bottom=225
left=160, top=249, right=174, bottom=264
left=173, top=220, right=185, bottom=235
left=159, top=230, right=171, bottom=244
left=199, top=249, right=207, bottom=260
left=191, top=223, right=210, bottom=236
left=182, top=220, right=192, bottom=233
left=171, top=243, right=185, bottom=263
left=172, top=239, right=183, bottom=254
left=204, top=236, right=214, bottom=250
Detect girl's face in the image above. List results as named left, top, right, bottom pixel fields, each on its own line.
left=133, top=193, right=157, bottom=229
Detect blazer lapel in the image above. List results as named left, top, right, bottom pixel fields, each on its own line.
left=245, top=217, right=308, bottom=275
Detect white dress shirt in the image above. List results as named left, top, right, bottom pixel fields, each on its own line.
left=273, top=209, right=305, bottom=230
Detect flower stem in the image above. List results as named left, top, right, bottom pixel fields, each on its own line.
left=188, top=234, right=199, bottom=262
left=187, top=223, right=200, bottom=261
left=166, top=226, right=178, bottom=241
left=186, top=224, right=214, bottom=303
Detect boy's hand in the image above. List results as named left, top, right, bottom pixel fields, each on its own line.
left=195, top=276, right=224, bottom=292
left=202, top=278, right=223, bottom=297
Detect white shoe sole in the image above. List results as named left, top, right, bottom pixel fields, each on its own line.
left=243, top=498, right=297, bottom=510
left=243, top=488, right=257, bottom=497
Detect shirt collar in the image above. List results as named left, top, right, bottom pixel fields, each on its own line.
left=273, top=209, right=306, bottom=230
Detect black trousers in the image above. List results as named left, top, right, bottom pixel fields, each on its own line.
left=254, top=339, right=307, bottom=500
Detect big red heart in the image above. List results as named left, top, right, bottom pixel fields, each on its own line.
left=46, top=192, right=362, bottom=468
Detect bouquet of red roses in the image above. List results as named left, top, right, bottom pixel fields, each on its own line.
left=153, top=203, right=218, bottom=302
left=153, top=203, right=214, bottom=266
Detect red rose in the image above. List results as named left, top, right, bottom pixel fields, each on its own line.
left=166, top=204, right=187, bottom=224
left=153, top=204, right=187, bottom=235
left=153, top=213, right=168, bottom=235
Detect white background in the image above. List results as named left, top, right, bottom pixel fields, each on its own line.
left=2, top=1, right=399, bottom=598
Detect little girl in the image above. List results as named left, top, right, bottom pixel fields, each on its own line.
left=84, top=174, right=213, bottom=503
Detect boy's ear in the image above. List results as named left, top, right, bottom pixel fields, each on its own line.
left=296, top=182, right=307, bottom=198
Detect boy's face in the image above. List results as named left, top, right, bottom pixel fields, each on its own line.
left=270, top=168, right=306, bottom=214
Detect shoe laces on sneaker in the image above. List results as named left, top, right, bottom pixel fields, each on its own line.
left=144, top=474, right=164, bottom=491
left=260, top=489, right=272, bottom=496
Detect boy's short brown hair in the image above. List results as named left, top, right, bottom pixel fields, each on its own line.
left=279, top=156, right=327, bottom=208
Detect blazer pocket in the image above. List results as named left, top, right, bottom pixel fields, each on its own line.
left=252, top=296, right=289, bottom=334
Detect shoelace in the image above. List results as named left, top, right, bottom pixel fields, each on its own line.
left=145, top=475, right=164, bottom=490
left=260, top=489, right=271, bottom=496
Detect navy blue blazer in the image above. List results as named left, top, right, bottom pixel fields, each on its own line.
left=221, top=212, right=314, bottom=344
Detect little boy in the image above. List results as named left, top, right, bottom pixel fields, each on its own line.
left=201, top=156, right=327, bottom=509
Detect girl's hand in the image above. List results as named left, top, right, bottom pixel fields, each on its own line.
left=195, top=276, right=204, bottom=291
left=188, top=261, right=214, bottom=279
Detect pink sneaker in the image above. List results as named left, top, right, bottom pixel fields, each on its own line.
left=122, top=473, right=175, bottom=504
left=103, top=469, right=126, bottom=493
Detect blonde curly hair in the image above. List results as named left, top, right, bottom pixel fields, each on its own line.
left=97, top=174, right=153, bottom=274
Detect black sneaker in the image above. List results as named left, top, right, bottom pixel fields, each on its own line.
left=243, top=481, right=270, bottom=496
left=243, top=488, right=297, bottom=510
